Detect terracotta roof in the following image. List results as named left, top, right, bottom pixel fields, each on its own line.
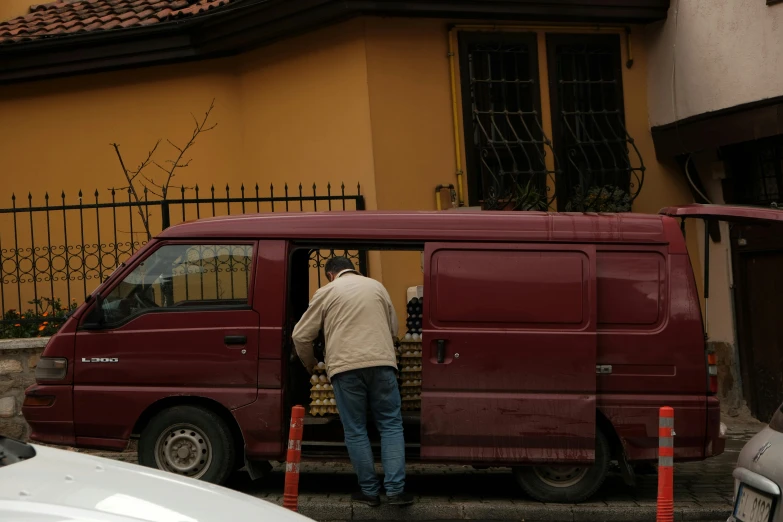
left=0, top=0, right=238, bottom=45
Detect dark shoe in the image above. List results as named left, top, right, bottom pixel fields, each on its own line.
left=387, top=492, right=415, bottom=506
left=351, top=492, right=381, bottom=507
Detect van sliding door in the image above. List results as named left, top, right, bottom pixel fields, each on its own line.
left=421, top=243, right=597, bottom=464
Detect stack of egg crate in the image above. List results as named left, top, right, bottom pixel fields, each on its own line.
left=309, top=362, right=338, bottom=416
left=399, top=296, right=423, bottom=411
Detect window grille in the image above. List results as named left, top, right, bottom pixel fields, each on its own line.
left=723, top=136, right=783, bottom=206
left=459, top=32, right=557, bottom=211
left=547, top=34, right=644, bottom=212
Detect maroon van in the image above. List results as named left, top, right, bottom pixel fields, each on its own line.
left=24, top=205, right=773, bottom=502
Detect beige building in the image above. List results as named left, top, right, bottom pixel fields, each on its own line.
left=647, top=0, right=783, bottom=421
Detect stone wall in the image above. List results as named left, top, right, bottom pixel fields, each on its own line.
left=0, top=337, right=47, bottom=439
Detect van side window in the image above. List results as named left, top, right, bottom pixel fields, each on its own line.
left=596, top=252, right=663, bottom=327
left=100, top=244, right=253, bottom=324
left=431, top=249, right=588, bottom=327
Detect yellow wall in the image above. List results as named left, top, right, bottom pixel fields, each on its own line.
left=0, top=1, right=34, bottom=21
left=364, top=18, right=457, bottom=327
left=0, top=20, right=379, bottom=316
left=0, top=16, right=700, bottom=335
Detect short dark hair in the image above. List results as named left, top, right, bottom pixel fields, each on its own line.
left=324, top=256, right=355, bottom=276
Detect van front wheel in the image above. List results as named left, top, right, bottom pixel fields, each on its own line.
left=512, top=430, right=609, bottom=503
left=139, top=405, right=235, bottom=485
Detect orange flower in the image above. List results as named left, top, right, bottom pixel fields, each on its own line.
left=42, top=322, right=49, bottom=326
left=42, top=312, right=48, bottom=317
left=38, top=325, right=45, bottom=331
left=13, top=323, right=20, bottom=327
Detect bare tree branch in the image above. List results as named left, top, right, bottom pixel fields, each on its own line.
left=110, top=99, right=218, bottom=239
left=111, top=143, right=152, bottom=238
left=128, top=139, right=161, bottom=182
left=166, top=139, right=183, bottom=154
left=161, top=98, right=217, bottom=199
left=140, top=171, right=165, bottom=189
left=143, top=186, right=164, bottom=199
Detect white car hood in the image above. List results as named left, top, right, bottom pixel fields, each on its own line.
left=0, top=444, right=308, bottom=522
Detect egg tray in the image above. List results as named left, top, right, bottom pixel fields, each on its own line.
left=310, top=390, right=335, bottom=400
left=309, top=405, right=339, bottom=416
left=401, top=393, right=421, bottom=411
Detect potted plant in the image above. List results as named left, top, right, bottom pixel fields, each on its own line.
left=565, top=185, right=631, bottom=213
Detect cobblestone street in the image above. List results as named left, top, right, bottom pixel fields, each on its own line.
left=243, top=419, right=764, bottom=520
left=85, top=417, right=763, bottom=521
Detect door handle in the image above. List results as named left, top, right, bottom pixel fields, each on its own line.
left=436, top=339, right=446, bottom=364
left=224, top=335, right=247, bottom=346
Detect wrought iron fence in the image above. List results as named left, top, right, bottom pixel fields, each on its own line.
left=0, top=182, right=365, bottom=334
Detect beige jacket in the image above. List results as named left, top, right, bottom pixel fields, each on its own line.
left=292, top=271, right=398, bottom=379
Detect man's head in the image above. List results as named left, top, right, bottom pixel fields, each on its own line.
left=324, top=256, right=355, bottom=282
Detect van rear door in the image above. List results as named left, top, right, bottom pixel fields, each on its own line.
left=659, top=204, right=783, bottom=223
left=660, top=203, right=783, bottom=449
left=420, top=242, right=598, bottom=464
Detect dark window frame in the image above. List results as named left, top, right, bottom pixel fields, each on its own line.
left=546, top=33, right=637, bottom=211
left=457, top=31, right=552, bottom=210
left=722, top=135, right=783, bottom=207
left=79, top=240, right=256, bottom=330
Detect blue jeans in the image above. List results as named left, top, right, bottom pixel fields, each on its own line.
left=331, top=366, right=406, bottom=497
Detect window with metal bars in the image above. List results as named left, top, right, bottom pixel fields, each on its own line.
left=723, top=135, right=783, bottom=206
left=547, top=34, right=644, bottom=212
left=458, top=32, right=557, bottom=211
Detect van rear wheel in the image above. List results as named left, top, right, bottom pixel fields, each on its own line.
left=513, top=430, right=609, bottom=503
left=139, top=405, right=235, bottom=485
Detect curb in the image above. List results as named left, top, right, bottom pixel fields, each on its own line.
left=0, top=337, right=48, bottom=351
left=292, top=499, right=732, bottom=521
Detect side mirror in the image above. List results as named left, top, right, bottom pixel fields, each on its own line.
left=81, top=293, right=105, bottom=331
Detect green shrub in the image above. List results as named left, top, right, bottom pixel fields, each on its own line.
left=565, top=185, right=632, bottom=213
left=1, top=297, right=78, bottom=339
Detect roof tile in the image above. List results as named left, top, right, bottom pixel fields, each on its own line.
left=0, top=0, right=238, bottom=45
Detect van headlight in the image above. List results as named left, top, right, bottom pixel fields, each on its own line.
left=35, top=358, right=68, bottom=382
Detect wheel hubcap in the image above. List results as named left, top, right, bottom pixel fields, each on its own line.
left=533, top=465, right=589, bottom=488
left=154, top=423, right=212, bottom=479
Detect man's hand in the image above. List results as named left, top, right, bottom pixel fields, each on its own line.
left=305, top=364, right=315, bottom=376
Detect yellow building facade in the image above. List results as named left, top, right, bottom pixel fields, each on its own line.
left=0, top=1, right=696, bottom=328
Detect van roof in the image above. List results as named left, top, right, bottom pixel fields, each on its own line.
left=157, top=211, right=683, bottom=246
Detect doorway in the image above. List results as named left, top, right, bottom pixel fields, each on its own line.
left=731, top=224, right=783, bottom=422
left=723, top=135, right=783, bottom=421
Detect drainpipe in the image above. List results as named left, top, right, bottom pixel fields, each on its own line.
left=447, top=28, right=465, bottom=207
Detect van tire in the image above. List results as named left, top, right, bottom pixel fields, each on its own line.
left=139, top=405, right=235, bottom=485
left=512, top=430, right=610, bottom=503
